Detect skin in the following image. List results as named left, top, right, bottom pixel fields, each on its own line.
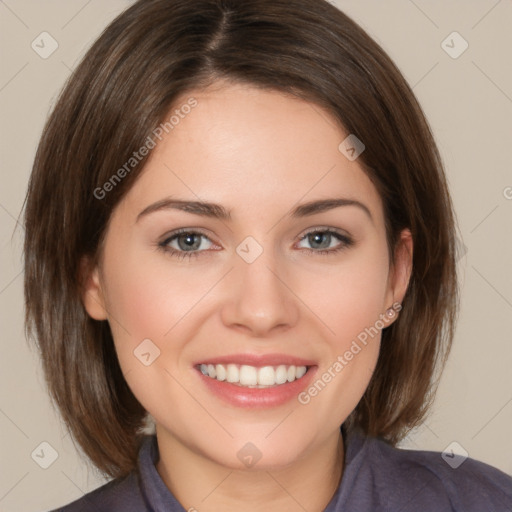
left=82, top=81, right=413, bottom=512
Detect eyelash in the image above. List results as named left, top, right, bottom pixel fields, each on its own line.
left=157, top=227, right=354, bottom=261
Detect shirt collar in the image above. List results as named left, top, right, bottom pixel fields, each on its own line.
left=136, top=425, right=368, bottom=511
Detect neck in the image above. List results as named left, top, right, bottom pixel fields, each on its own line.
left=155, top=427, right=345, bottom=512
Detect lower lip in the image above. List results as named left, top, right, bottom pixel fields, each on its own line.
left=196, top=367, right=318, bottom=408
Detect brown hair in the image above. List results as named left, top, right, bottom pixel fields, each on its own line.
left=22, top=0, right=459, bottom=478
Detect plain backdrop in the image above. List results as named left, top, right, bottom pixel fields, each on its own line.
left=0, top=1, right=511, bottom=510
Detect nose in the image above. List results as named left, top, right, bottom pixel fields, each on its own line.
left=220, top=245, right=299, bottom=337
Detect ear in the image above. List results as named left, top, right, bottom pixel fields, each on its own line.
left=79, top=255, right=108, bottom=320
left=386, top=228, right=413, bottom=308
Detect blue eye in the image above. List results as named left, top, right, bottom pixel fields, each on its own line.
left=158, top=229, right=214, bottom=260
left=297, top=228, right=354, bottom=255
left=158, top=227, right=353, bottom=260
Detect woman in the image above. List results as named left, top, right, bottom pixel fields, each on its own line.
left=23, top=0, right=512, bottom=510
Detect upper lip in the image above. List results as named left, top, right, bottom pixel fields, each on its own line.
left=194, top=353, right=316, bottom=368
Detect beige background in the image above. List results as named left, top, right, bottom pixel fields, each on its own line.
left=1, top=1, right=511, bottom=510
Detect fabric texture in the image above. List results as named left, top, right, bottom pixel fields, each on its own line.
left=52, top=427, right=512, bottom=511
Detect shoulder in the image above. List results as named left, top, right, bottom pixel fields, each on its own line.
left=363, top=434, right=512, bottom=511
left=49, top=471, right=147, bottom=512
left=49, top=435, right=187, bottom=512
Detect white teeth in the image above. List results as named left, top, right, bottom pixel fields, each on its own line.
left=257, top=366, right=275, bottom=386
left=226, top=364, right=239, bottom=383
left=275, top=365, right=288, bottom=384
left=296, top=366, right=307, bottom=379
left=199, top=363, right=309, bottom=387
left=215, top=364, right=226, bottom=381
left=239, top=365, right=258, bottom=386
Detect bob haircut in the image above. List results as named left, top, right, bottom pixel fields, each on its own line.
left=23, top=0, right=458, bottom=479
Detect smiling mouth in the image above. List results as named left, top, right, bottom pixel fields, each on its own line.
left=197, top=363, right=310, bottom=388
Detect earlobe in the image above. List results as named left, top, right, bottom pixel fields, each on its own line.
left=79, top=256, right=108, bottom=321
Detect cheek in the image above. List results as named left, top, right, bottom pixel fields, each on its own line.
left=101, top=249, right=211, bottom=343
left=99, top=253, right=199, bottom=425
left=300, top=241, right=391, bottom=347
left=296, top=239, right=390, bottom=409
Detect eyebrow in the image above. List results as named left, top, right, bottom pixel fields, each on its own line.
left=136, top=197, right=373, bottom=223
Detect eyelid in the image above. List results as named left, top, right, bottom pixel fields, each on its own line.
left=159, top=227, right=216, bottom=243
left=295, top=225, right=351, bottom=240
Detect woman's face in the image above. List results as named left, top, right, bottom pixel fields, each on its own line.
left=83, top=82, right=412, bottom=470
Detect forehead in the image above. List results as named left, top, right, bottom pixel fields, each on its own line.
left=114, top=83, right=383, bottom=224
